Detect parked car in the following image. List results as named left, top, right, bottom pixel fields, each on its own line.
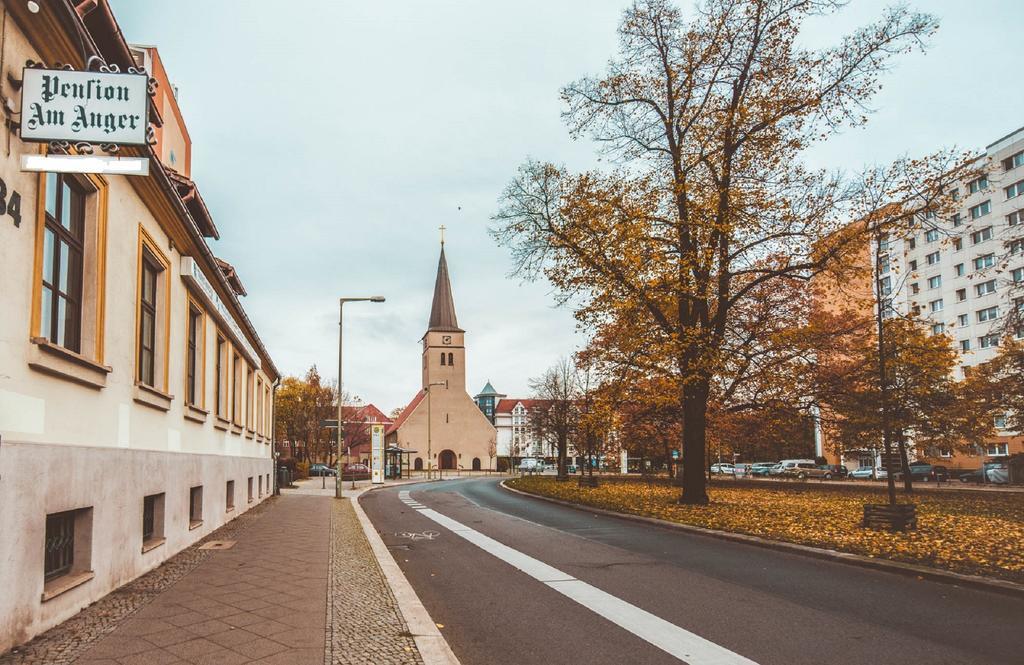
left=781, top=462, right=833, bottom=480
left=309, top=463, right=336, bottom=477
left=767, top=463, right=786, bottom=476
left=895, top=463, right=949, bottom=482
left=710, top=463, right=735, bottom=475
left=850, top=466, right=888, bottom=480
left=342, top=463, right=370, bottom=480
left=519, top=458, right=544, bottom=472
left=776, top=459, right=818, bottom=478
left=749, top=463, right=775, bottom=476
left=819, top=464, right=849, bottom=479
left=959, top=462, right=1010, bottom=484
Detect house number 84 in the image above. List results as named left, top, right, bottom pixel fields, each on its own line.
left=0, top=177, right=22, bottom=227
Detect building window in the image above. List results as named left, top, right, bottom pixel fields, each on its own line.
left=929, top=299, right=943, bottom=312
left=910, top=282, right=919, bottom=295
left=258, top=475, right=263, bottom=497
left=954, top=263, right=965, bottom=276
left=968, top=176, right=988, bottom=193
left=986, top=443, right=1008, bottom=456
left=952, top=213, right=962, bottom=227
left=975, top=279, right=996, bottom=297
left=931, top=323, right=945, bottom=335
left=979, top=334, right=999, bottom=349
left=957, top=313, right=969, bottom=327
left=1013, top=268, right=1023, bottom=283
left=40, top=173, right=86, bottom=352
left=246, top=366, right=254, bottom=430
left=952, top=237, right=962, bottom=251
left=1011, top=240, right=1024, bottom=255
left=1004, top=151, right=1024, bottom=171
left=186, top=304, right=202, bottom=406
left=440, top=352, right=446, bottom=366
left=927, top=275, right=941, bottom=289
left=878, top=254, right=890, bottom=274
left=925, top=251, right=940, bottom=265
left=1006, top=179, right=1024, bottom=200
left=969, top=201, right=991, bottom=220
left=226, top=480, right=235, bottom=511
left=925, top=228, right=939, bottom=243
left=44, top=511, right=76, bottom=581
left=142, top=493, right=165, bottom=549
left=137, top=253, right=162, bottom=386
left=232, top=352, right=242, bottom=424
left=960, top=339, right=971, bottom=352
left=971, top=226, right=993, bottom=244
left=909, top=259, right=918, bottom=271
left=215, top=335, right=227, bottom=418
left=189, top=486, right=203, bottom=529
left=954, top=288, right=966, bottom=302
left=977, top=306, right=999, bottom=322
left=447, top=352, right=454, bottom=366
left=994, top=415, right=1007, bottom=430
left=907, top=237, right=916, bottom=250
left=1009, top=211, right=1022, bottom=226
left=247, top=477, right=254, bottom=503
left=974, top=254, right=995, bottom=270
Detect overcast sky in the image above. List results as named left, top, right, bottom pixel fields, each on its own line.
left=110, top=0, right=1023, bottom=413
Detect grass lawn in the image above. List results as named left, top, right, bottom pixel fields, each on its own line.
left=507, top=476, right=1024, bottom=583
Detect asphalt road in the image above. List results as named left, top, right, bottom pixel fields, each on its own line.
left=360, top=477, right=1024, bottom=665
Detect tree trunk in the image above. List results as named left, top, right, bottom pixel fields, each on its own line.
left=897, top=431, right=914, bottom=494
left=679, top=380, right=710, bottom=505
left=557, top=433, right=568, bottom=480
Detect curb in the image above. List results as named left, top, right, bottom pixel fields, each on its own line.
left=500, top=480, right=1024, bottom=600
left=350, top=487, right=461, bottom=665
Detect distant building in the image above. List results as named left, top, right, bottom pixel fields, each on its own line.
left=386, top=243, right=496, bottom=472
left=473, top=381, right=505, bottom=424
left=818, top=126, right=1024, bottom=470
left=495, top=398, right=552, bottom=460
left=0, top=1, right=277, bottom=653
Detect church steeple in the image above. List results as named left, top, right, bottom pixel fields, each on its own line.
left=427, top=245, right=462, bottom=332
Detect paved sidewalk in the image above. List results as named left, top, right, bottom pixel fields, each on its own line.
left=2, top=492, right=424, bottom=665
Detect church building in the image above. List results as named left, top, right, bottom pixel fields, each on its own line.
left=385, top=244, right=497, bottom=472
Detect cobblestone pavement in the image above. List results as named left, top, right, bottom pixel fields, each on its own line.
left=0, top=498, right=276, bottom=665
left=1, top=492, right=428, bottom=665
left=326, top=498, right=422, bottom=665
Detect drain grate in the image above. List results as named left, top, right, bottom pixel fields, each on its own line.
left=199, top=540, right=237, bottom=550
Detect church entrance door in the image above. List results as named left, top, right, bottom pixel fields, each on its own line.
left=439, top=450, right=457, bottom=470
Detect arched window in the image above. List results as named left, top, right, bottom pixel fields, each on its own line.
left=447, top=352, right=454, bottom=366
left=414, top=457, right=423, bottom=471
left=440, top=352, right=446, bottom=366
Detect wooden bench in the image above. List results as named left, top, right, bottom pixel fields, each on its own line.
left=862, top=503, right=917, bottom=532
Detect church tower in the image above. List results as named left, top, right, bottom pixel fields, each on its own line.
left=422, top=245, right=466, bottom=393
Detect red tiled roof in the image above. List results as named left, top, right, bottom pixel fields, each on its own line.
left=386, top=390, right=426, bottom=435
left=495, top=398, right=550, bottom=414
left=341, top=403, right=393, bottom=425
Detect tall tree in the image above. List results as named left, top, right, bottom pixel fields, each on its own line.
left=529, top=358, right=581, bottom=480
left=492, top=0, right=936, bottom=503
left=818, top=315, right=993, bottom=492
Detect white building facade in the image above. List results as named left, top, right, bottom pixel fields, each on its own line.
left=0, top=1, right=279, bottom=653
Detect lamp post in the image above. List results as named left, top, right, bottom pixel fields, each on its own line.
left=425, top=380, right=447, bottom=479
left=336, top=296, right=385, bottom=499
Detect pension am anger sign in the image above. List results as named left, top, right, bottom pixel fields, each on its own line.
left=21, top=67, right=148, bottom=145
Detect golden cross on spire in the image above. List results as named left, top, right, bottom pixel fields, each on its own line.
left=439, top=224, right=447, bottom=246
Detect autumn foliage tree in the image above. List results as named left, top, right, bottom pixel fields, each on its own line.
left=492, top=0, right=937, bottom=503
left=273, top=366, right=340, bottom=464
left=817, top=315, right=994, bottom=493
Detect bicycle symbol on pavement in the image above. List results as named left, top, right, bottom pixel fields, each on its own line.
left=396, top=530, right=440, bottom=541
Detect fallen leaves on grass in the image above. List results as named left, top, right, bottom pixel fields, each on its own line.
left=509, top=477, right=1024, bottom=583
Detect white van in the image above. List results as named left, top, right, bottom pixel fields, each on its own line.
left=519, top=458, right=544, bottom=472
left=777, top=459, right=817, bottom=472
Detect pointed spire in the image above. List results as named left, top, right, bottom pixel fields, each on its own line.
left=428, top=245, right=462, bottom=332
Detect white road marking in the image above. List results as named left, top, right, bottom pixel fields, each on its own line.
left=409, top=502, right=759, bottom=665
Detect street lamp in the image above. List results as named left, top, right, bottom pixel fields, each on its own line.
left=425, top=380, right=447, bottom=480
left=336, top=296, right=385, bottom=499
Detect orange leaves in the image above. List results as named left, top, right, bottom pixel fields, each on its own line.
left=511, top=477, right=1024, bottom=583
